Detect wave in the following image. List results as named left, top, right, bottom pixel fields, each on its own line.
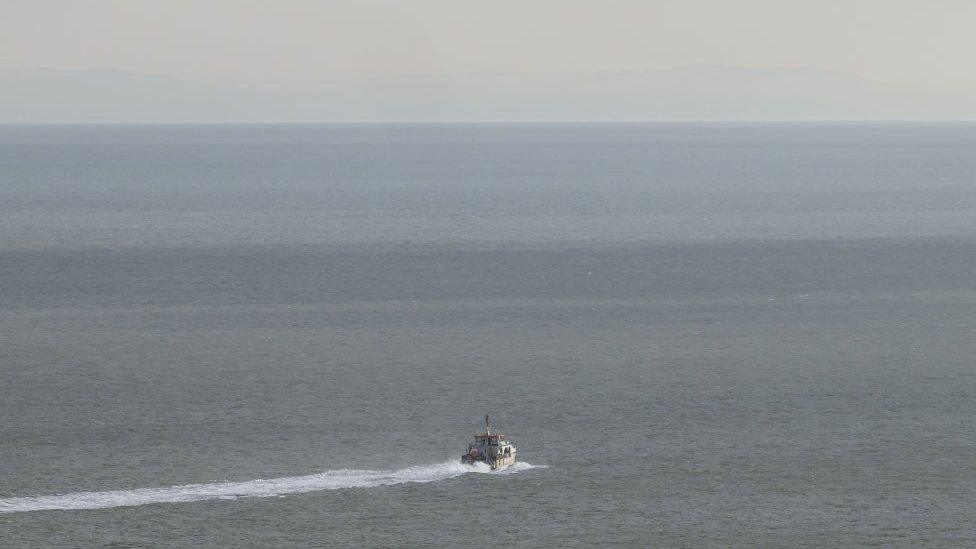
left=0, top=461, right=543, bottom=514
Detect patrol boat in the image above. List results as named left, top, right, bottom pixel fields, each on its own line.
left=461, top=415, right=517, bottom=470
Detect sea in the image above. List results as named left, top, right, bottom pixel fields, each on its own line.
left=1, top=123, right=975, bottom=547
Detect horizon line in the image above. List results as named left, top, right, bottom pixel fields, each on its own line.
left=3, top=120, right=976, bottom=126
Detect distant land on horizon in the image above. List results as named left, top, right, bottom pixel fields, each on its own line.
left=3, top=65, right=976, bottom=123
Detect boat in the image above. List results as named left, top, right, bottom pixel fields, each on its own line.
left=461, top=415, right=517, bottom=470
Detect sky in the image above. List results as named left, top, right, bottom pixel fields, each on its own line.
left=2, top=0, right=975, bottom=121
left=4, top=0, right=975, bottom=85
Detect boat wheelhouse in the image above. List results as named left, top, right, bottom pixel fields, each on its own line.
left=461, top=415, right=517, bottom=470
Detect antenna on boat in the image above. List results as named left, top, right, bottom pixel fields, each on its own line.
left=485, top=414, right=491, bottom=436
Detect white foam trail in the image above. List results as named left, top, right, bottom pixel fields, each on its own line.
left=0, top=461, right=544, bottom=514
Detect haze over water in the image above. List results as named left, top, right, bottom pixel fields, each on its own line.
left=2, top=124, right=976, bottom=546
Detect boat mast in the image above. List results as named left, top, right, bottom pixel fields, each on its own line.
left=485, top=414, right=491, bottom=436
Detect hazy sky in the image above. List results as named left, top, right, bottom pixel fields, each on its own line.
left=3, top=0, right=975, bottom=86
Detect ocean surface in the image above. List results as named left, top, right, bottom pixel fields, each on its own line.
left=1, top=123, right=975, bottom=547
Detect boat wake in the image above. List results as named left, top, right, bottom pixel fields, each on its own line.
left=0, top=461, right=543, bottom=514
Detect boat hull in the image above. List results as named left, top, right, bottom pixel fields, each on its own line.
left=461, top=454, right=516, bottom=470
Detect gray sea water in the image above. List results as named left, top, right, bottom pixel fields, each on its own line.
left=1, top=123, right=975, bottom=547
